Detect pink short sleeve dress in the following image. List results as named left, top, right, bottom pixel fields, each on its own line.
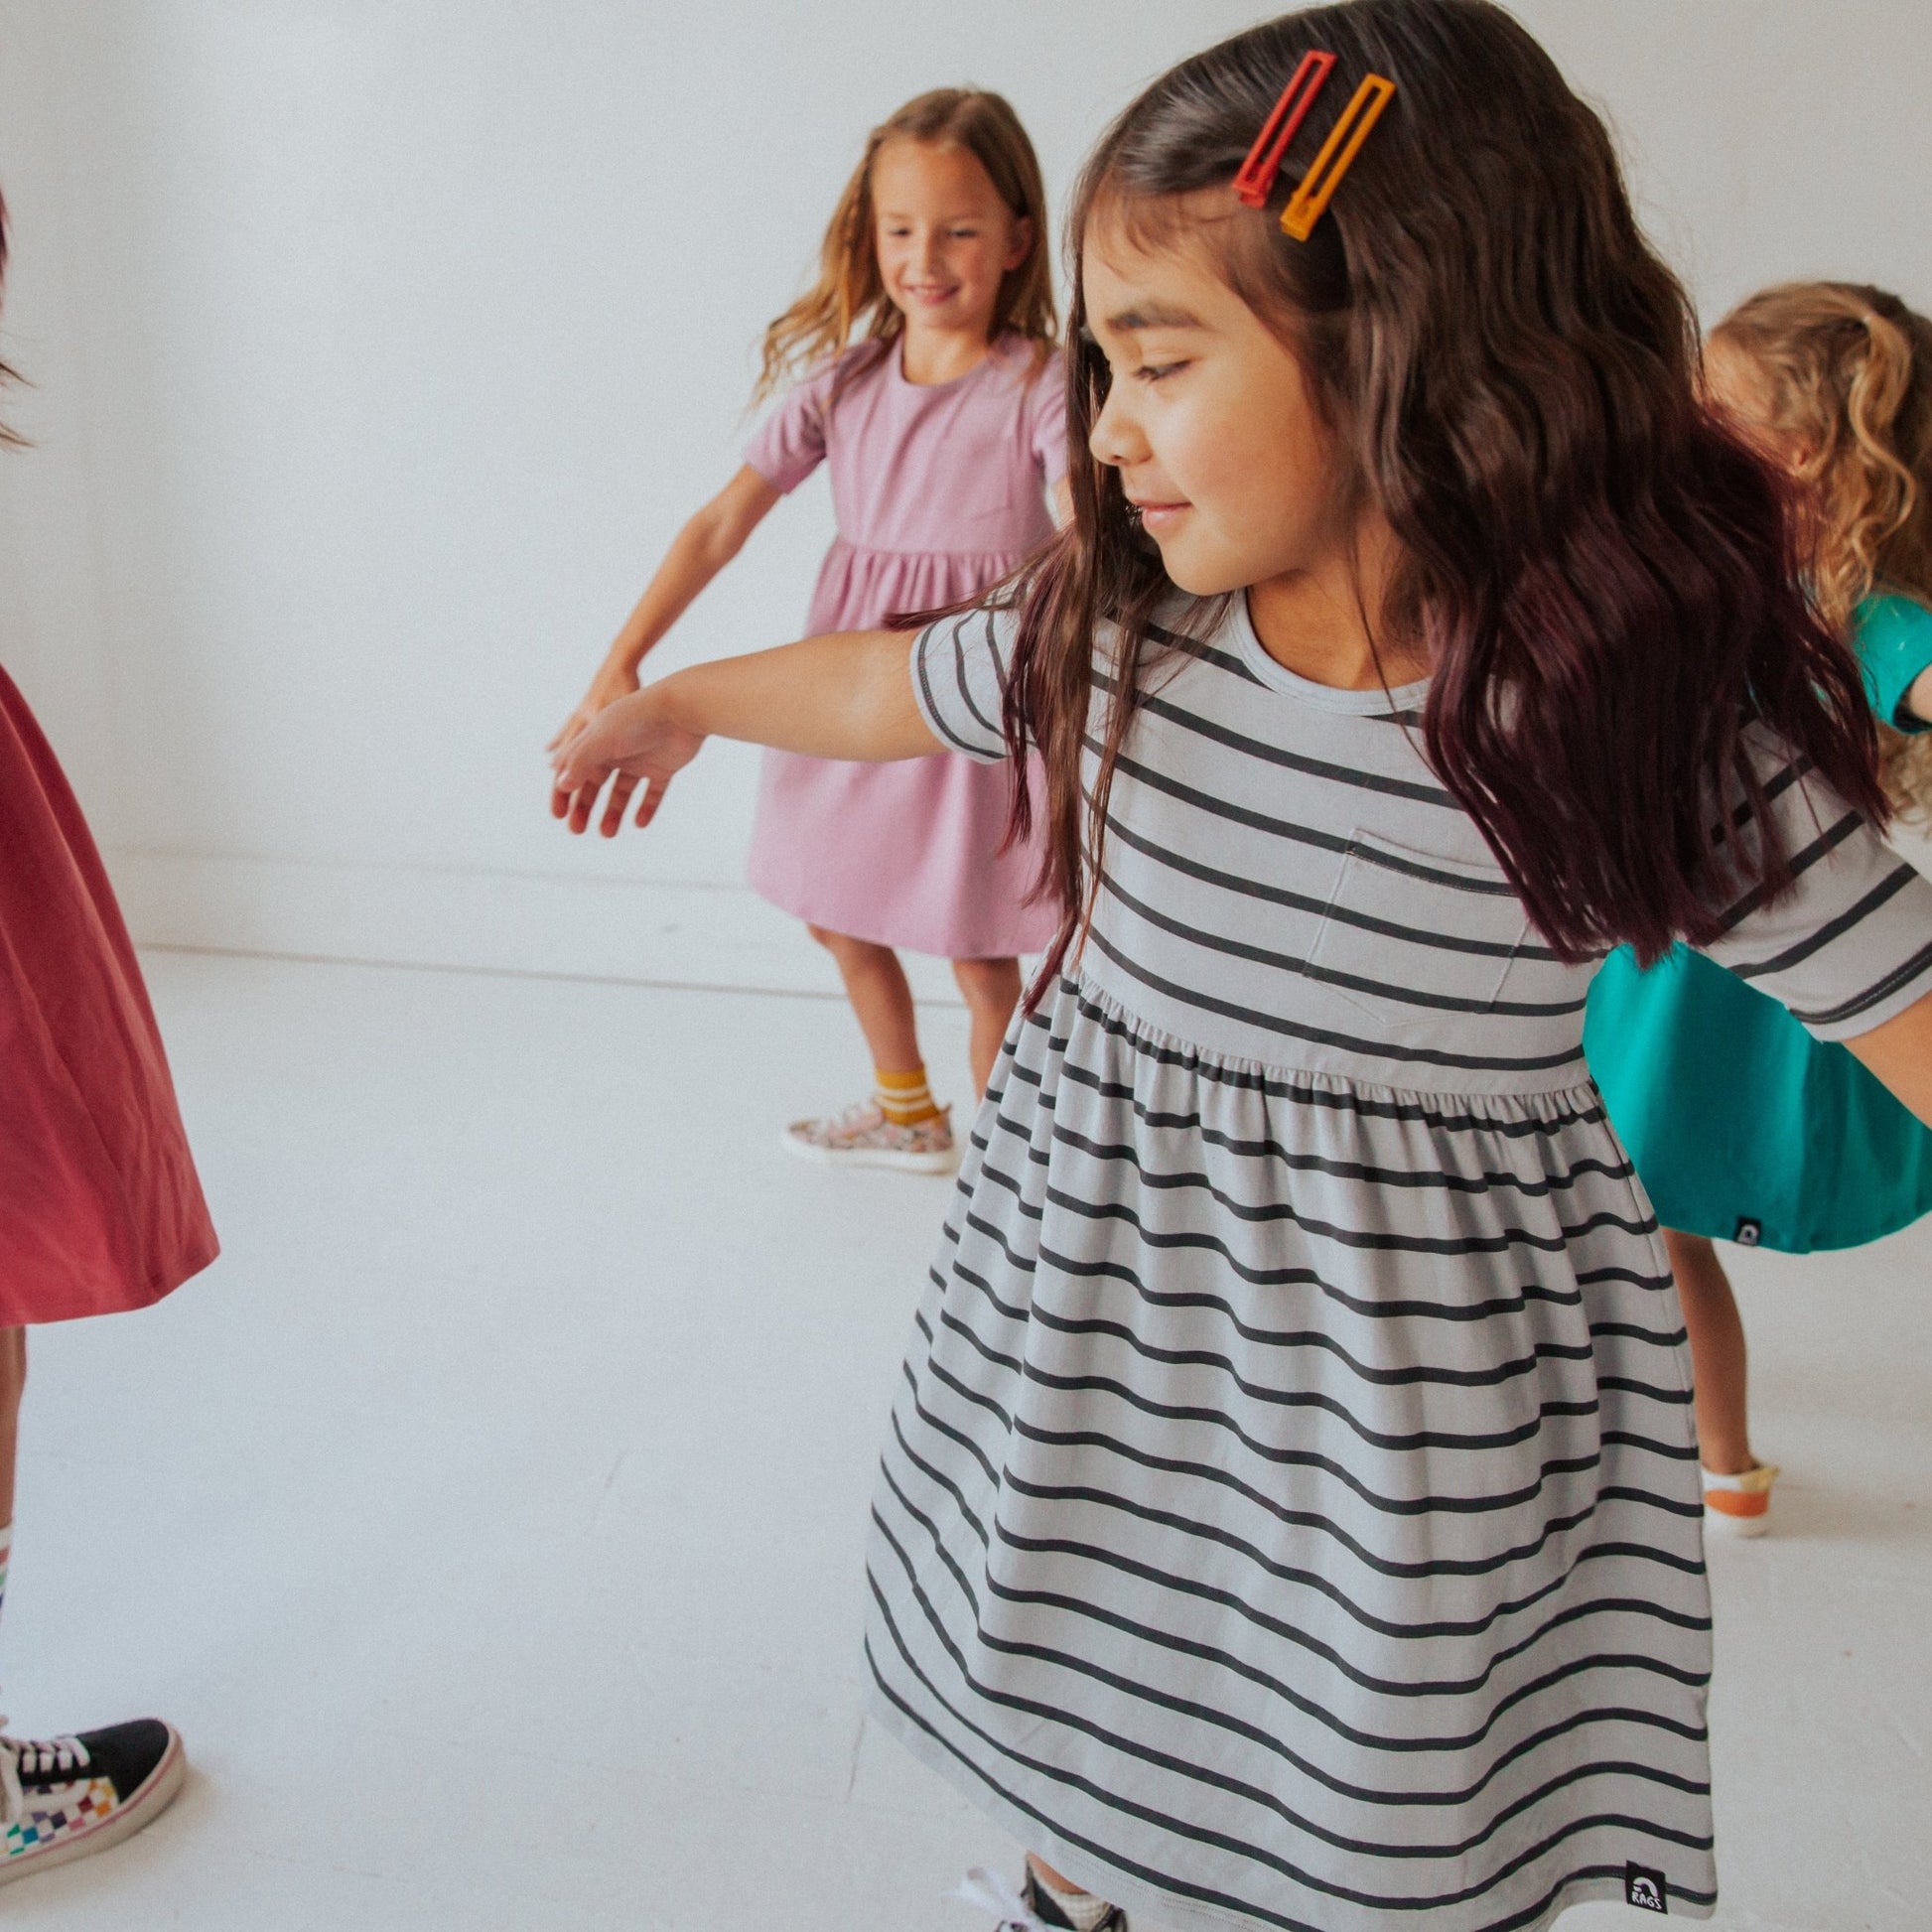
left=743, top=332, right=1064, bottom=959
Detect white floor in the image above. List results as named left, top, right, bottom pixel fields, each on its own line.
left=5, top=952, right=1929, bottom=1931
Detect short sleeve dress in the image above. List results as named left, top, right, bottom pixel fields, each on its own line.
left=1584, top=593, right=1932, bottom=1251
left=865, top=596, right=1932, bottom=1932
left=742, top=333, right=1065, bottom=959
left=0, top=668, right=217, bottom=1326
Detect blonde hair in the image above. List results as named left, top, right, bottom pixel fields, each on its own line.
left=753, top=88, right=1057, bottom=408
left=1712, top=281, right=1932, bottom=817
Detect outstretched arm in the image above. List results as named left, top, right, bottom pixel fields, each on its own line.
left=546, top=465, right=783, bottom=752
left=549, top=626, right=942, bottom=836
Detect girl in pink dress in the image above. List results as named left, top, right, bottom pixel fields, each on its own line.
left=553, top=89, right=1065, bottom=1172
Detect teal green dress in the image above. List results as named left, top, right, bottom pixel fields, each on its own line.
left=1585, top=594, right=1932, bottom=1251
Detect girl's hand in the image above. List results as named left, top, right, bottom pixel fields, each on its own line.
left=549, top=685, right=707, bottom=837
left=549, top=628, right=939, bottom=838
left=546, top=660, right=641, bottom=756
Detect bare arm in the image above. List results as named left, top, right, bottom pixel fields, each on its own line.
left=546, top=465, right=783, bottom=751
left=550, top=627, right=943, bottom=837
left=1846, top=987, right=1932, bottom=1122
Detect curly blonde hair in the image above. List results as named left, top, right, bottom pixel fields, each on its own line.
left=1712, top=282, right=1932, bottom=817
left=753, top=88, right=1057, bottom=409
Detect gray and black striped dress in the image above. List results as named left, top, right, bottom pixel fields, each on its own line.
left=868, top=595, right=1932, bottom=1932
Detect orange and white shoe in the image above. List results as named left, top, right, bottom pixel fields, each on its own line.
left=1702, top=1461, right=1779, bottom=1538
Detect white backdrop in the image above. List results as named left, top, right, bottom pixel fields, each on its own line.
left=1, top=1, right=1928, bottom=995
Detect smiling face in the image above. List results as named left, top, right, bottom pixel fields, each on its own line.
left=871, top=138, right=1032, bottom=340
left=1081, top=198, right=1358, bottom=599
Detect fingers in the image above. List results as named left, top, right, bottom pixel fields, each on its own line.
left=550, top=735, right=598, bottom=801
left=546, top=688, right=684, bottom=839
left=600, top=771, right=641, bottom=837
left=551, top=779, right=602, bottom=831
left=633, top=774, right=673, bottom=829
left=549, top=767, right=663, bottom=838
left=573, top=778, right=609, bottom=836
left=553, top=771, right=602, bottom=835
left=549, top=731, right=613, bottom=833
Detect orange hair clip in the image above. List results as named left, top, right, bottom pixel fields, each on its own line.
left=1233, top=51, right=1337, bottom=208
left=1280, top=72, right=1397, bottom=241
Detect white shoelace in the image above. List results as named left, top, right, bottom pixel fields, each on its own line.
left=0, top=1723, right=91, bottom=1827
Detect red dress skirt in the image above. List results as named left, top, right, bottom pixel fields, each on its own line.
left=0, top=667, right=216, bottom=1324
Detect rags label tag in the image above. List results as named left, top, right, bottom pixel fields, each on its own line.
left=1625, top=1863, right=1668, bottom=1913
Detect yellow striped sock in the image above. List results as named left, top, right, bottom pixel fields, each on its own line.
left=877, top=1065, right=942, bottom=1127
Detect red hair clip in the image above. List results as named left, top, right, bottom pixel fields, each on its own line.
left=1233, top=51, right=1337, bottom=208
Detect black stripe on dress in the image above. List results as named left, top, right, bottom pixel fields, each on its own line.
left=1085, top=930, right=1591, bottom=1077
left=867, top=1564, right=1714, bottom=1920
left=1102, top=813, right=1559, bottom=960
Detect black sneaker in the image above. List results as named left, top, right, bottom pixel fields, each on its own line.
left=955, top=1864, right=1131, bottom=1932
left=0, top=1717, right=187, bottom=1885
left=1024, top=1865, right=1131, bottom=1932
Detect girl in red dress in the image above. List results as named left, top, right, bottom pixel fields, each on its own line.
left=0, top=189, right=217, bottom=1886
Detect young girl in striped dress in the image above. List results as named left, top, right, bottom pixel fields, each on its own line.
left=555, top=2, right=1932, bottom=1925
left=552, top=89, right=1066, bottom=1172
left=1587, top=282, right=1932, bottom=1535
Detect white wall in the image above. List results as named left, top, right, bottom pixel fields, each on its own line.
left=1, top=1, right=1929, bottom=994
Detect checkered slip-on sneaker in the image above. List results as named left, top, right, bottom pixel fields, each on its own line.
left=954, top=1865, right=1131, bottom=1932
left=1703, top=1460, right=1779, bottom=1538
left=1, top=1718, right=187, bottom=1886
left=780, top=1098, right=959, bottom=1174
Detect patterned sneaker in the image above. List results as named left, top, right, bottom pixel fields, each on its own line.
left=1703, top=1461, right=1779, bottom=1538
left=1, top=1718, right=187, bottom=1886
left=781, top=1098, right=958, bottom=1174
left=954, top=1865, right=1130, bottom=1932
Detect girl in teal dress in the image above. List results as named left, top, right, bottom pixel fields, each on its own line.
left=1586, top=281, right=1932, bottom=1532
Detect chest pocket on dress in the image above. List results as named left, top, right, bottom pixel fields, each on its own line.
left=940, top=419, right=1027, bottom=535
left=1307, top=828, right=1532, bottom=1027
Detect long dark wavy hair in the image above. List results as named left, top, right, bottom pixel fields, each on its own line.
left=1004, top=0, right=1883, bottom=994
